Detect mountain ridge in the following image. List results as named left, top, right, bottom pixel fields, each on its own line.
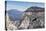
left=7, top=9, right=24, bottom=21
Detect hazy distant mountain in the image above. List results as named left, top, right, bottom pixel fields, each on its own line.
left=7, top=9, right=24, bottom=21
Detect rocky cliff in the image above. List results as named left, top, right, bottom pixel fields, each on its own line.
left=6, top=7, right=45, bottom=30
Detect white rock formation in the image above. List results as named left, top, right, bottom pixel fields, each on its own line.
left=19, top=16, right=30, bottom=29
left=6, top=14, right=18, bottom=30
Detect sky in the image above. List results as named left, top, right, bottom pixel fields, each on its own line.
left=6, top=1, right=44, bottom=11
left=5, top=0, right=44, bottom=2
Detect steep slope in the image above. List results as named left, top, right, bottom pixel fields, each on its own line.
left=18, top=6, right=45, bottom=29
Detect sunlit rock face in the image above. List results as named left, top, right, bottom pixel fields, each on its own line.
left=25, top=12, right=32, bottom=16
left=6, top=14, right=18, bottom=30
left=19, top=16, right=30, bottom=29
